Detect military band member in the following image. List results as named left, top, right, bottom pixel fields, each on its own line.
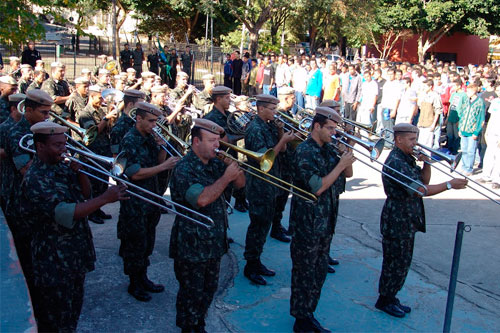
left=66, top=76, right=89, bottom=124
left=140, top=71, right=156, bottom=102
left=4, top=89, right=53, bottom=323
left=0, top=93, right=24, bottom=211
left=81, top=68, right=92, bottom=84
left=93, top=54, right=108, bottom=79
left=169, top=118, right=245, bottom=332
left=110, top=89, right=145, bottom=156
left=8, top=56, right=22, bottom=80
left=125, top=68, right=139, bottom=89
left=0, top=75, right=18, bottom=123
left=78, top=85, right=118, bottom=224
left=27, top=69, right=46, bottom=92
left=120, top=43, right=134, bottom=71
left=17, top=64, right=33, bottom=94
left=41, top=61, right=72, bottom=117
left=193, top=73, right=216, bottom=115
left=271, top=86, right=297, bottom=243
left=170, top=71, right=195, bottom=142
left=243, top=94, right=295, bottom=285
left=20, top=121, right=127, bottom=332
left=96, top=68, right=112, bottom=90
left=290, top=106, right=355, bottom=332
left=117, top=102, right=180, bottom=302
left=375, top=123, right=467, bottom=318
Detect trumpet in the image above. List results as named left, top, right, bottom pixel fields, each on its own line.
left=216, top=141, right=317, bottom=202
left=50, top=111, right=98, bottom=146
left=19, top=134, right=215, bottom=228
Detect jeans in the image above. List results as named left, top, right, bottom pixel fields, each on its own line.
left=305, top=95, right=319, bottom=109
left=263, top=84, right=270, bottom=95
left=446, top=121, right=460, bottom=155
left=432, top=114, right=443, bottom=149
left=460, top=135, right=478, bottom=173
left=293, top=91, right=305, bottom=115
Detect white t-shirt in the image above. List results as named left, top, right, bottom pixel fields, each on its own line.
left=380, top=80, right=402, bottom=110
left=359, top=80, right=378, bottom=108
left=292, top=66, right=308, bottom=92
left=396, top=88, right=417, bottom=124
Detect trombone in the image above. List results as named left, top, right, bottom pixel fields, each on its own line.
left=49, top=112, right=98, bottom=146
left=217, top=141, right=317, bottom=202
left=19, top=134, right=215, bottom=228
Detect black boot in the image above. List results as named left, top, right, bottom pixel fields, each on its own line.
left=309, top=314, right=331, bottom=332
left=234, top=199, right=248, bottom=213
left=128, top=274, right=151, bottom=302
left=375, top=295, right=405, bottom=318
left=244, top=260, right=267, bottom=285
left=293, top=317, right=316, bottom=333
left=328, top=255, right=339, bottom=266
left=270, top=224, right=291, bottom=243
left=96, top=208, right=112, bottom=220
left=89, top=213, right=104, bottom=224
left=141, top=269, right=165, bottom=293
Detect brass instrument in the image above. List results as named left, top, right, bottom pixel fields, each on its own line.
left=104, top=60, right=119, bottom=75
left=49, top=111, right=98, bottom=146
left=216, top=141, right=317, bottom=202
left=343, top=118, right=377, bottom=133
left=227, top=110, right=256, bottom=136
left=335, top=129, right=385, bottom=161
left=156, top=120, right=191, bottom=154
left=19, top=134, right=215, bottom=228
left=219, top=141, right=275, bottom=173
left=102, top=88, right=124, bottom=104
left=274, top=111, right=310, bottom=138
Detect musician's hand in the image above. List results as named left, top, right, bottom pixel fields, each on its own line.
left=281, top=130, right=296, bottom=144
left=102, top=184, right=129, bottom=203
left=416, top=150, right=431, bottom=163
left=449, top=178, right=468, bottom=189
left=339, top=151, right=356, bottom=168
left=187, top=85, right=195, bottom=94
left=106, top=108, right=118, bottom=120
left=160, top=156, right=180, bottom=171
left=69, top=160, right=83, bottom=173
left=224, top=161, right=243, bottom=181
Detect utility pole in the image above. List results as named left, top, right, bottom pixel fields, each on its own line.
left=239, top=0, right=250, bottom=54
left=111, top=0, right=117, bottom=59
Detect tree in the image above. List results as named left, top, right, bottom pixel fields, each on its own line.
left=379, top=0, right=500, bottom=62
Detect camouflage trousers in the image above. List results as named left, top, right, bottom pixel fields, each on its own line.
left=243, top=202, right=276, bottom=261
left=273, top=188, right=289, bottom=229
left=36, top=273, right=85, bottom=333
left=158, top=169, right=172, bottom=196
left=173, top=258, right=221, bottom=329
left=290, top=231, right=333, bottom=319
left=378, top=235, right=415, bottom=299
left=118, top=211, right=161, bottom=275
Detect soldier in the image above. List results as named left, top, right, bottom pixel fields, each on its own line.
left=78, top=85, right=118, bottom=224
left=110, top=89, right=144, bottom=156
left=243, top=94, right=295, bottom=285
left=125, top=68, right=139, bottom=89
left=4, top=89, right=53, bottom=323
left=169, top=118, right=245, bottom=332
left=193, top=74, right=216, bottom=115
left=20, top=121, right=127, bottom=332
left=132, top=43, right=145, bottom=78
left=0, top=93, right=24, bottom=211
left=81, top=68, right=92, bottom=84
left=139, top=71, right=156, bottom=102
left=271, top=86, right=297, bottom=243
left=17, top=64, right=33, bottom=94
left=120, top=43, right=134, bottom=71
left=375, top=123, right=467, bottom=318
left=0, top=75, right=18, bottom=123
left=96, top=68, right=112, bottom=89
left=66, top=77, right=89, bottom=124
left=41, top=62, right=72, bottom=117
left=117, top=101, right=180, bottom=302
left=21, top=41, right=42, bottom=68
left=180, top=45, right=193, bottom=83
left=289, top=106, right=355, bottom=332
left=8, top=56, right=22, bottom=80
left=93, top=54, right=108, bottom=79
left=170, top=71, right=194, bottom=142
left=27, top=68, right=46, bottom=92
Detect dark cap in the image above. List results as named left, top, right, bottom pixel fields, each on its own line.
left=315, top=106, right=342, bottom=123
left=319, top=99, right=341, bottom=110
left=211, top=86, right=232, bottom=96
left=193, top=118, right=224, bottom=135
left=8, top=93, right=26, bottom=103
left=31, top=121, right=68, bottom=135
left=255, top=94, right=279, bottom=105
left=136, top=101, right=162, bottom=117
left=393, top=123, right=418, bottom=134
left=124, top=89, right=146, bottom=99
left=26, top=89, right=54, bottom=106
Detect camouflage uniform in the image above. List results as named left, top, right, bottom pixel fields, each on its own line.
left=0, top=96, right=9, bottom=123
left=170, top=87, right=193, bottom=142
left=169, top=150, right=229, bottom=330
left=289, top=137, right=342, bottom=319
left=243, top=116, right=281, bottom=262
left=109, top=113, right=134, bottom=155
left=140, top=88, right=152, bottom=103
left=378, top=146, right=425, bottom=304
left=0, top=116, right=15, bottom=211
left=193, top=89, right=212, bottom=115
left=4, top=116, right=42, bottom=320
left=18, top=78, right=31, bottom=94
left=65, top=91, right=87, bottom=122
left=20, top=156, right=96, bottom=332
left=27, top=80, right=42, bottom=92
left=117, top=127, right=161, bottom=276
left=41, top=77, right=71, bottom=117
left=78, top=104, right=112, bottom=198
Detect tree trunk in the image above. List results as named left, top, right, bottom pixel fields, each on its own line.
left=309, top=26, right=318, bottom=53
left=417, top=35, right=426, bottom=63
left=270, top=20, right=279, bottom=45
left=249, top=29, right=259, bottom=57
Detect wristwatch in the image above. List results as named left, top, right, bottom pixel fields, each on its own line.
left=446, top=181, right=452, bottom=190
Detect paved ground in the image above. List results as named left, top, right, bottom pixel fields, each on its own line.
left=75, top=149, right=499, bottom=332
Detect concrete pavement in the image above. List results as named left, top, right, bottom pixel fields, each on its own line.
left=78, top=149, right=500, bottom=332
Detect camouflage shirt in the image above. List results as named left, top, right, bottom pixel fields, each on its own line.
left=4, top=117, right=35, bottom=230
left=65, top=91, right=87, bottom=122
left=18, top=78, right=31, bottom=94
left=110, top=113, right=134, bottom=155
left=21, top=156, right=96, bottom=286
left=78, top=104, right=112, bottom=156
left=169, top=150, right=228, bottom=262
left=117, top=127, right=161, bottom=235
left=0, top=96, right=9, bottom=124
left=244, top=116, right=281, bottom=213
left=290, top=137, right=342, bottom=237
left=41, top=78, right=71, bottom=116
left=381, top=146, right=426, bottom=239
left=193, top=89, right=212, bottom=113
left=27, top=80, right=42, bottom=92
left=0, top=116, right=15, bottom=203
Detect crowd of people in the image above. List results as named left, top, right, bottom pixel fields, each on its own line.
left=0, top=40, right=496, bottom=333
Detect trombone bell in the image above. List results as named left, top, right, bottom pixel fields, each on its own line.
left=219, top=140, right=275, bottom=173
